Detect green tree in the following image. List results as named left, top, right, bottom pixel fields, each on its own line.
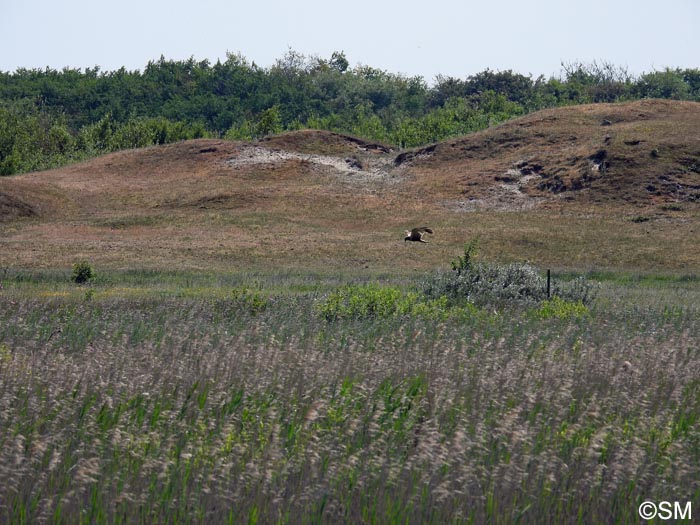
left=329, top=51, right=349, bottom=73
left=254, top=105, right=283, bottom=138
left=635, top=69, right=691, bottom=99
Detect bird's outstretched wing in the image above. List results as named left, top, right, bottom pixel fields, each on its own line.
left=411, top=227, right=433, bottom=235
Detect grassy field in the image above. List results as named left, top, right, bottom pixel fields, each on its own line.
left=1, top=269, right=699, bottom=524
left=2, top=100, right=700, bottom=275
left=1, top=100, right=699, bottom=523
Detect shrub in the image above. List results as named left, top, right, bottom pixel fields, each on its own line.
left=451, top=238, right=480, bottom=274
left=423, top=261, right=550, bottom=306
left=536, top=296, right=590, bottom=319
left=229, top=287, right=269, bottom=314
left=71, top=261, right=95, bottom=284
left=316, top=284, right=404, bottom=321
left=423, top=243, right=597, bottom=307
left=316, top=283, right=473, bottom=321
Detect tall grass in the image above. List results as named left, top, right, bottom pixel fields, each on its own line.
left=0, top=281, right=699, bottom=523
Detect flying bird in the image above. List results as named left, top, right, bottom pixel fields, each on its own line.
left=404, top=227, right=434, bottom=243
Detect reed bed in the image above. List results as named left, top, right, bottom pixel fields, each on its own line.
left=1, top=282, right=699, bottom=524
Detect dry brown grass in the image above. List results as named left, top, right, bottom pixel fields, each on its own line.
left=1, top=100, right=699, bottom=274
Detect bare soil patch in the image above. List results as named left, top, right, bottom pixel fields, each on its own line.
left=226, top=144, right=396, bottom=184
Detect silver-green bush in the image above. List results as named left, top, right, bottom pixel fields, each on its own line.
left=422, top=262, right=597, bottom=307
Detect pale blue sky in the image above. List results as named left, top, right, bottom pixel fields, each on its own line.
left=1, top=0, right=698, bottom=82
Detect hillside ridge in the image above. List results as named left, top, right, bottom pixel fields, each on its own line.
left=395, top=99, right=700, bottom=207
left=3, top=99, right=699, bottom=216
left=1, top=99, right=699, bottom=272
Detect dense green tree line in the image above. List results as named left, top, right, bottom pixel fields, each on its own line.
left=1, top=50, right=699, bottom=175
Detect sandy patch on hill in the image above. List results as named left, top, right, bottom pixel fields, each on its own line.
left=226, top=145, right=397, bottom=183
left=445, top=166, right=546, bottom=212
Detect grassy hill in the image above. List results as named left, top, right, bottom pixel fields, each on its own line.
left=1, top=99, right=699, bottom=274
left=400, top=98, right=700, bottom=206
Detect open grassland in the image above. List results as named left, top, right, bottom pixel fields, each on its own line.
left=1, top=100, right=700, bottom=523
left=2, top=101, right=700, bottom=275
left=1, top=272, right=699, bottom=524
left=2, top=207, right=700, bottom=275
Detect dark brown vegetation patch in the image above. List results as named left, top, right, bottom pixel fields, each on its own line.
left=0, top=191, right=36, bottom=220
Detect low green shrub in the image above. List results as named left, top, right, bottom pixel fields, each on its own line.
left=316, top=283, right=474, bottom=321
left=317, top=284, right=404, bottom=321
left=71, top=261, right=95, bottom=284
left=536, top=296, right=590, bottom=319
left=451, top=238, right=480, bottom=274
left=229, top=287, right=269, bottom=314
